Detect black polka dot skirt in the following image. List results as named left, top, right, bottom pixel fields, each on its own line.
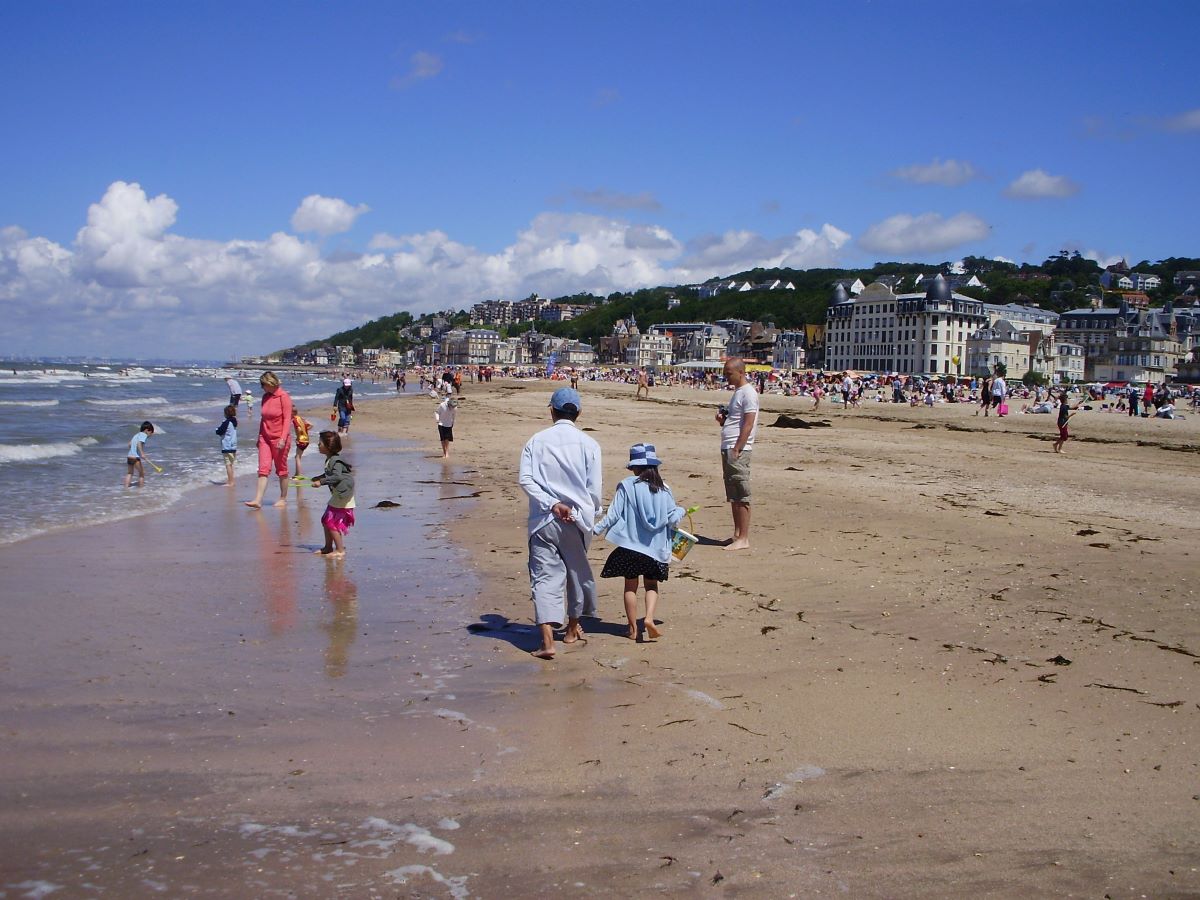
left=600, top=546, right=670, bottom=581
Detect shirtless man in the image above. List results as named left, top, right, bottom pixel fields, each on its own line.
left=636, top=369, right=649, bottom=401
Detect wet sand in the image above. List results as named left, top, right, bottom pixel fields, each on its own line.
left=2, top=384, right=1198, bottom=897
left=363, top=381, right=1200, bottom=897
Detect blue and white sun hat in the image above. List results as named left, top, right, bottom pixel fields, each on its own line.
left=627, top=443, right=662, bottom=468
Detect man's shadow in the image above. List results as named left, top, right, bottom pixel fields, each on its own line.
left=466, top=613, right=628, bottom=650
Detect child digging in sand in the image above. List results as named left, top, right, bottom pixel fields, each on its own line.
left=311, top=431, right=355, bottom=557
left=593, top=443, right=686, bottom=641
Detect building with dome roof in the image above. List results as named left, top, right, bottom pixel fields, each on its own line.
left=824, top=275, right=987, bottom=375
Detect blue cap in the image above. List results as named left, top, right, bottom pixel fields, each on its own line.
left=627, top=443, right=662, bottom=468
left=549, top=387, right=581, bottom=412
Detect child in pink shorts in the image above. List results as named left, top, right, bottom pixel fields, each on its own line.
left=310, top=431, right=355, bottom=557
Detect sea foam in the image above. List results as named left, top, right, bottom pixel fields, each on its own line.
left=0, top=437, right=97, bottom=464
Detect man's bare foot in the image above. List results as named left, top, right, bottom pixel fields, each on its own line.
left=563, top=623, right=585, bottom=644
left=644, top=620, right=662, bottom=639
left=244, top=501, right=261, bottom=509
left=723, top=539, right=751, bottom=551
left=272, top=499, right=287, bottom=507
left=625, top=625, right=638, bottom=641
left=531, top=648, right=556, bottom=660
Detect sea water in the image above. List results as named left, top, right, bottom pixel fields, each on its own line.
left=0, top=363, right=399, bottom=544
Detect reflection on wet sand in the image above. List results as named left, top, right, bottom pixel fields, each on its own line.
left=255, top=507, right=298, bottom=635
left=321, top=555, right=358, bottom=677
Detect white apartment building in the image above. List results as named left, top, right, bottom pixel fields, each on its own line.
left=1055, top=342, right=1085, bottom=383
left=825, top=276, right=987, bottom=375
left=625, top=331, right=673, bottom=369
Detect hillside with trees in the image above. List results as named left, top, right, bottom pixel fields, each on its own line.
left=283, top=255, right=1200, bottom=353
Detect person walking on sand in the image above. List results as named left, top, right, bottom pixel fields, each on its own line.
left=716, top=358, right=758, bottom=551
left=518, top=387, right=602, bottom=660
left=1053, top=390, right=1080, bottom=454
left=216, top=404, right=238, bottom=486
left=976, top=374, right=991, bottom=416
left=310, top=431, right=355, bottom=557
left=292, top=410, right=314, bottom=476
left=594, top=443, right=685, bottom=642
left=636, top=369, right=649, bottom=401
left=986, top=368, right=1006, bottom=417
left=245, top=371, right=293, bottom=509
left=334, top=379, right=355, bottom=434
left=124, top=420, right=156, bottom=487
left=435, top=396, right=458, bottom=459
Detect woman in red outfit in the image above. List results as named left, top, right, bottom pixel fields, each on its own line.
left=245, top=371, right=294, bottom=509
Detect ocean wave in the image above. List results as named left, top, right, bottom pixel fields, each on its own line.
left=0, top=436, right=98, bottom=464
left=167, top=413, right=210, bottom=424
left=85, top=396, right=170, bottom=407
left=0, top=399, right=60, bottom=407
left=0, top=375, right=86, bottom=385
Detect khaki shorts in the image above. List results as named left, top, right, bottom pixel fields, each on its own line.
left=721, top=449, right=751, bottom=503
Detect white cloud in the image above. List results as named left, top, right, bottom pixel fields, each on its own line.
left=891, top=158, right=980, bottom=187
left=681, top=225, right=849, bottom=272
left=0, top=181, right=853, bottom=359
left=1082, top=248, right=1125, bottom=269
left=993, top=255, right=1015, bottom=264
left=291, top=195, right=370, bottom=236
left=571, top=188, right=662, bottom=212
left=390, top=51, right=444, bottom=90
left=858, top=212, right=989, bottom=255
left=1160, top=108, right=1200, bottom=133
left=1004, top=169, right=1080, bottom=199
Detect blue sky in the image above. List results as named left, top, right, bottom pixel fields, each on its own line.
left=1, top=0, right=1197, bottom=359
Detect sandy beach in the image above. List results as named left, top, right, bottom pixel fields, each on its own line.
left=2, top=383, right=1198, bottom=897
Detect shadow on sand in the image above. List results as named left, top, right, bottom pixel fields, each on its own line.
left=466, top=613, right=631, bottom=651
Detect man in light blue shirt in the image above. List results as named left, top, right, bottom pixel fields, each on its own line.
left=518, top=387, right=602, bottom=659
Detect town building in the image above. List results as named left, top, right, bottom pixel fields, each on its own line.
left=1056, top=298, right=1200, bottom=383
left=915, top=272, right=986, bottom=291
left=965, top=320, right=1056, bottom=380
left=648, top=323, right=729, bottom=364
left=539, top=303, right=592, bottom=323
left=697, top=279, right=753, bottom=298
left=772, top=330, right=807, bottom=370
left=625, top=329, right=673, bottom=370
left=824, top=276, right=988, bottom=375
left=1055, top=342, right=1086, bottom=383
left=980, top=302, right=1059, bottom=333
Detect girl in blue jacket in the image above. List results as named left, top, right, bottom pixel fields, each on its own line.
left=594, top=443, right=685, bottom=641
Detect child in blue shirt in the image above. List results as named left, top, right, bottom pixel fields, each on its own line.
left=124, top=420, right=156, bottom=487
left=215, top=404, right=238, bottom=485
left=593, top=443, right=685, bottom=642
